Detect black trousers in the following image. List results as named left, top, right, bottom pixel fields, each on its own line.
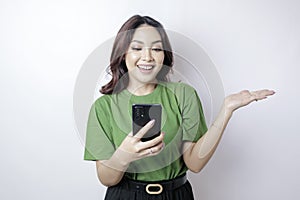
left=104, top=177, right=194, bottom=200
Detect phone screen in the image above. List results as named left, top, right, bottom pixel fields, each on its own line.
left=132, top=104, right=162, bottom=142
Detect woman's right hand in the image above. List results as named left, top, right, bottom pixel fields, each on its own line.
left=96, top=120, right=165, bottom=186
left=115, top=119, right=165, bottom=166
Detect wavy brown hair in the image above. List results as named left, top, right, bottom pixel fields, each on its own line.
left=100, top=15, right=174, bottom=94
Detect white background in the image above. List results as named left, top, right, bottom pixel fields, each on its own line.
left=1, top=0, right=299, bottom=199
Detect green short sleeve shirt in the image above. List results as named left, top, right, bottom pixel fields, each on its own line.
left=84, top=82, right=207, bottom=181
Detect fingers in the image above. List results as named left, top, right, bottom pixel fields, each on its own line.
left=133, top=119, right=156, bottom=140
left=128, top=132, right=134, bottom=137
left=251, top=89, right=276, bottom=101
left=226, top=89, right=275, bottom=112
left=139, top=141, right=165, bottom=157
left=239, top=89, right=275, bottom=102
left=141, top=132, right=165, bottom=147
left=148, top=142, right=164, bottom=155
left=135, top=132, right=165, bottom=153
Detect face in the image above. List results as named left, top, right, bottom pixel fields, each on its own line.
left=125, top=24, right=165, bottom=86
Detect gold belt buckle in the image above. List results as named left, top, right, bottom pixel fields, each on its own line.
left=145, top=183, right=163, bottom=194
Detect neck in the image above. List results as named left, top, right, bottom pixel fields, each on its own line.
left=127, top=81, right=158, bottom=96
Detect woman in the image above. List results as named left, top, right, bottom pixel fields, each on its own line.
left=84, top=15, right=275, bottom=200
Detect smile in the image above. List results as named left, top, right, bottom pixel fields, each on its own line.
left=137, top=65, right=154, bottom=70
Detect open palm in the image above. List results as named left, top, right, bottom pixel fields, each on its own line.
left=225, top=89, right=275, bottom=112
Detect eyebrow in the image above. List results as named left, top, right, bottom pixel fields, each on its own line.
left=131, top=40, right=162, bottom=44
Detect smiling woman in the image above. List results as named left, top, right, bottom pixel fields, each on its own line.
left=83, top=15, right=275, bottom=200
left=100, top=15, right=173, bottom=95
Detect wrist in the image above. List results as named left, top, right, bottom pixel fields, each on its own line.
left=221, top=102, right=234, bottom=119
left=113, top=148, right=131, bottom=167
left=105, top=149, right=130, bottom=171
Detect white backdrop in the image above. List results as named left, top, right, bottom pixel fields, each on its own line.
left=1, top=0, right=299, bottom=200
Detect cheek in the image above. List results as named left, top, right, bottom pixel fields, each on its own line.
left=126, top=52, right=140, bottom=62
left=125, top=53, right=140, bottom=69
left=157, top=54, right=165, bottom=65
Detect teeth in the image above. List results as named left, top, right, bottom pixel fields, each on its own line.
left=138, top=65, right=154, bottom=70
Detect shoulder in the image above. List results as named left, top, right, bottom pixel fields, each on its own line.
left=91, top=94, right=114, bottom=112
left=94, top=94, right=112, bottom=104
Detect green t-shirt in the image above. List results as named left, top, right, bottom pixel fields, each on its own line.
left=84, top=82, right=207, bottom=181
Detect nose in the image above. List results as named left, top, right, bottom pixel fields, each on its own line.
left=141, top=47, right=153, bottom=61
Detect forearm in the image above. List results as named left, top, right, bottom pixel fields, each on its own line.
left=96, top=149, right=129, bottom=187
left=184, top=89, right=275, bottom=172
left=184, top=103, right=233, bottom=172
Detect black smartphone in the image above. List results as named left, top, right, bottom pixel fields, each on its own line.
left=132, top=104, right=162, bottom=142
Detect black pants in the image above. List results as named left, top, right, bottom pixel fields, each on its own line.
left=104, top=178, right=194, bottom=200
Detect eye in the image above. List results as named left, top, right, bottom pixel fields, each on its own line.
left=131, top=47, right=142, bottom=51
left=152, top=48, right=163, bottom=52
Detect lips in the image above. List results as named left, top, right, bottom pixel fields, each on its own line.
left=137, top=65, right=154, bottom=70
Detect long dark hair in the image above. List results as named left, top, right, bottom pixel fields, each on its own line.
left=100, top=15, right=174, bottom=94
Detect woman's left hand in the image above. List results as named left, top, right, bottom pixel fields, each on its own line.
left=224, top=89, right=275, bottom=113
